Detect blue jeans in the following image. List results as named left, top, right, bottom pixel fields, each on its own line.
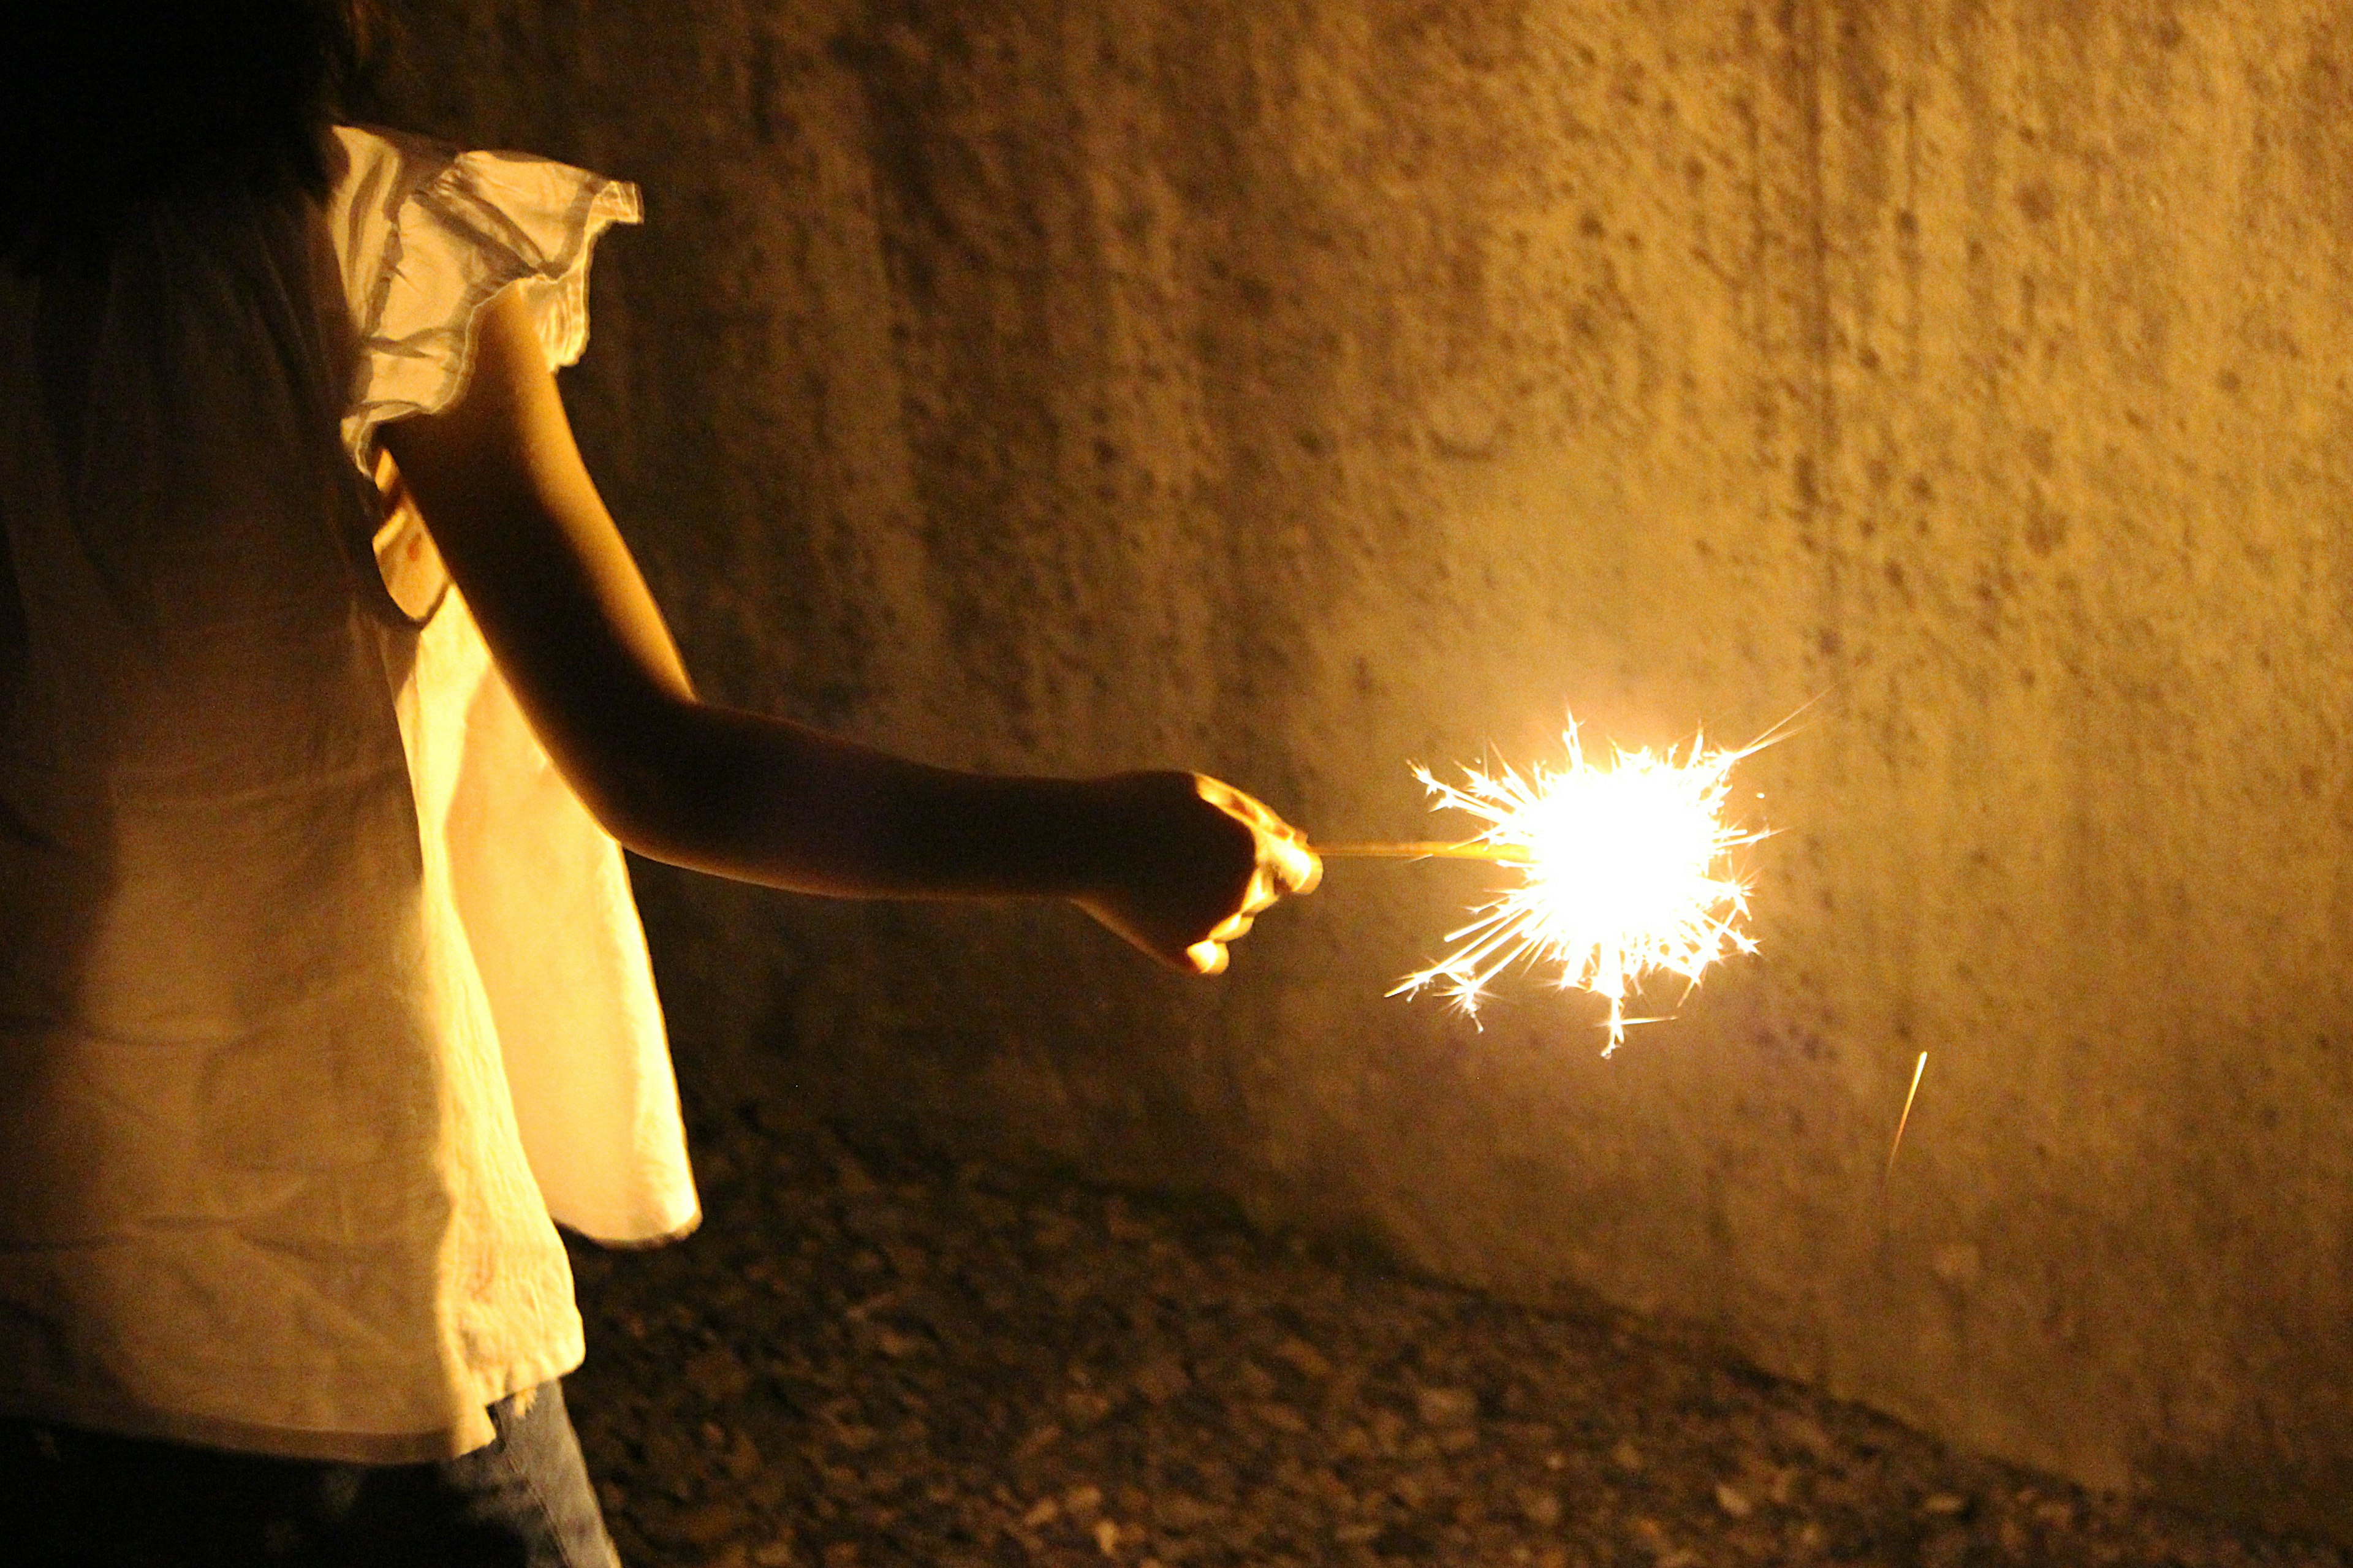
left=0, top=1382, right=621, bottom=1567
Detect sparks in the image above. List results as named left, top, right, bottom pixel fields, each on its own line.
left=1384, top=715, right=1775, bottom=1050
left=1886, top=1051, right=1929, bottom=1176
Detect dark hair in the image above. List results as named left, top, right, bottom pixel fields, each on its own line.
left=0, top=1, right=385, bottom=273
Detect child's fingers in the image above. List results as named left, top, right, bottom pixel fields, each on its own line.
left=1239, top=866, right=1280, bottom=917
left=1185, top=906, right=1259, bottom=974
left=1194, top=775, right=1322, bottom=900
left=1267, top=834, right=1321, bottom=896
left=1184, top=938, right=1230, bottom=975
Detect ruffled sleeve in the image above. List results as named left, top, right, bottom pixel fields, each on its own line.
left=325, top=125, right=642, bottom=469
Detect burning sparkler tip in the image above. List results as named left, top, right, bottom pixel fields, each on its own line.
left=1382, top=710, right=1777, bottom=1048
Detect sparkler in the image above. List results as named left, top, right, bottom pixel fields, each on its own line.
left=1319, top=715, right=1779, bottom=1049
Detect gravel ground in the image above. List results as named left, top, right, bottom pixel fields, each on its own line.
left=565, top=1108, right=2344, bottom=1568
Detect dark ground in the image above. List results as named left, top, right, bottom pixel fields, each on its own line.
left=564, top=1107, right=2346, bottom=1568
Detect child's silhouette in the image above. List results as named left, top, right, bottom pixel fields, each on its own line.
left=0, top=4, right=1316, bottom=1561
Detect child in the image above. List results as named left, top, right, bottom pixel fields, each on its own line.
left=0, top=4, right=1317, bottom=1562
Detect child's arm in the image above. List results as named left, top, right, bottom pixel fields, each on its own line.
left=379, top=287, right=1317, bottom=974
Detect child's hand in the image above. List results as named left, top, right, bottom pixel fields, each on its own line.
left=1077, top=772, right=1322, bottom=974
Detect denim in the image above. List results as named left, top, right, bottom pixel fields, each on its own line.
left=0, top=1383, right=621, bottom=1567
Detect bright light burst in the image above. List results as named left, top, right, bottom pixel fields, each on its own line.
left=1390, top=718, right=1771, bottom=1049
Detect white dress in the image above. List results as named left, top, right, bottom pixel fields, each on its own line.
left=0, top=126, right=698, bottom=1462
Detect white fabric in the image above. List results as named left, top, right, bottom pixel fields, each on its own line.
left=327, top=126, right=642, bottom=471
left=0, top=126, right=695, bottom=1463
left=330, top=127, right=696, bottom=1249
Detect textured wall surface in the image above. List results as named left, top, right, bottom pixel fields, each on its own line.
left=387, top=0, right=2353, bottom=1536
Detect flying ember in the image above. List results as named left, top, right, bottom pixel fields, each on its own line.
left=1361, top=717, right=1771, bottom=1049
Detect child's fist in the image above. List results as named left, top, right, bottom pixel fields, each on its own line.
left=1077, top=772, right=1320, bottom=973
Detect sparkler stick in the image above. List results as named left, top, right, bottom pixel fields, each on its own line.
left=1886, top=1051, right=1929, bottom=1176
left=1355, top=713, right=1786, bottom=1050
left=1314, top=841, right=1531, bottom=864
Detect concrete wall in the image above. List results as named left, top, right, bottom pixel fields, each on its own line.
left=387, top=0, right=2353, bottom=1536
